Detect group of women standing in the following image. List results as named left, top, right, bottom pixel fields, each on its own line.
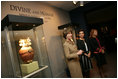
left=63, top=28, right=106, bottom=78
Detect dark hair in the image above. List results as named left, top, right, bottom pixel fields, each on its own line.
left=63, top=33, right=67, bottom=39
left=78, top=29, right=84, bottom=33
left=63, top=31, right=72, bottom=39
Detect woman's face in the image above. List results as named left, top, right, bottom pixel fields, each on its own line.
left=67, top=32, right=72, bottom=39
left=79, top=31, right=84, bottom=38
left=93, top=30, right=98, bottom=36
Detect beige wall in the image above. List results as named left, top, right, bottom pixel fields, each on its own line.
left=1, top=1, right=71, bottom=77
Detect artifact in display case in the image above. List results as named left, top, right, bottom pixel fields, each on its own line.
left=19, top=37, right=39, bottom=74
left=1, top=14, right=52, bottom=78
left=19, top=37, right=34, bottom=63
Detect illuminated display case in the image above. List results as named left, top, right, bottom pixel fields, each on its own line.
left=1, top=14, right=52, bottom=78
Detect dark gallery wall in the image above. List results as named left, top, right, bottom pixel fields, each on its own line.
left=69, top=1, right=117, bottom=52
left=69, top=1, right=117, bottom=37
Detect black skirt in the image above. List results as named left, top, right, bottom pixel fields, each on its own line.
left=79, top=54, right=93, bottom=72
left=94, top=53, right=107, bottom=67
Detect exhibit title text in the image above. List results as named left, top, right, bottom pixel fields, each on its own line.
left=10, top=5, right=54, bottom=17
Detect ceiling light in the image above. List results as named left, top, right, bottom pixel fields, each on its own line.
left=80, top=1, right=84, bottom=6
left=33, top=24, right=36, bottom=26
left=73, top=1, right=78, bottom=5
left=16, top=24, right=19, bottom=26
left=64, top=28, right=67, bottom=30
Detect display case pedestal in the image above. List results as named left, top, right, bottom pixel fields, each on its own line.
left=21, top=61, right=39, bottom=74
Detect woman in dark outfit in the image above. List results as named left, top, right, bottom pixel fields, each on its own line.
left=89, top=29, right=106, bottom=77
left=77, top=29, right=93, bottom=78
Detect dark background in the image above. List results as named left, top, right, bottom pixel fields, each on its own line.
left=69, top=1, right=117, bottom=53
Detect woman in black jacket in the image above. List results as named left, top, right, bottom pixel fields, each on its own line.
left=77, top=29, right=93, bottom=78
left=89, top=29, right=106, bottom=77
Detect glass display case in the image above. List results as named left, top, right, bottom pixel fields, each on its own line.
left=1, top=14, right=52, bottom=78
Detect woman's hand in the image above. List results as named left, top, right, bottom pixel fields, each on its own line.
left=87, top=52, right=91, bottom=58
left=84, top=53, right=90, bottom=58
left=84, top=53, right=88, bottom=57
left=84, top=51, right=91, bottom=57
left=99, top=48, right=105, bottom=54
left=101, top=49, right=105, bottom=54
left=77, top=50, right=83, bottom=55
left=99, top=48, right=102, bottom=52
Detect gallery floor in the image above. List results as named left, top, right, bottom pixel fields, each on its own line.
left=62, top=51, right=117, bottom=78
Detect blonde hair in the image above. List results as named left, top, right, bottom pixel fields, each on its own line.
left=89, top=29, right=97, bottom=38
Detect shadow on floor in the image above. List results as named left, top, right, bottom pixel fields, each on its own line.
left=63, top=51, right=117, bottom=78
left=89, top=51, right=117, bottom=78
